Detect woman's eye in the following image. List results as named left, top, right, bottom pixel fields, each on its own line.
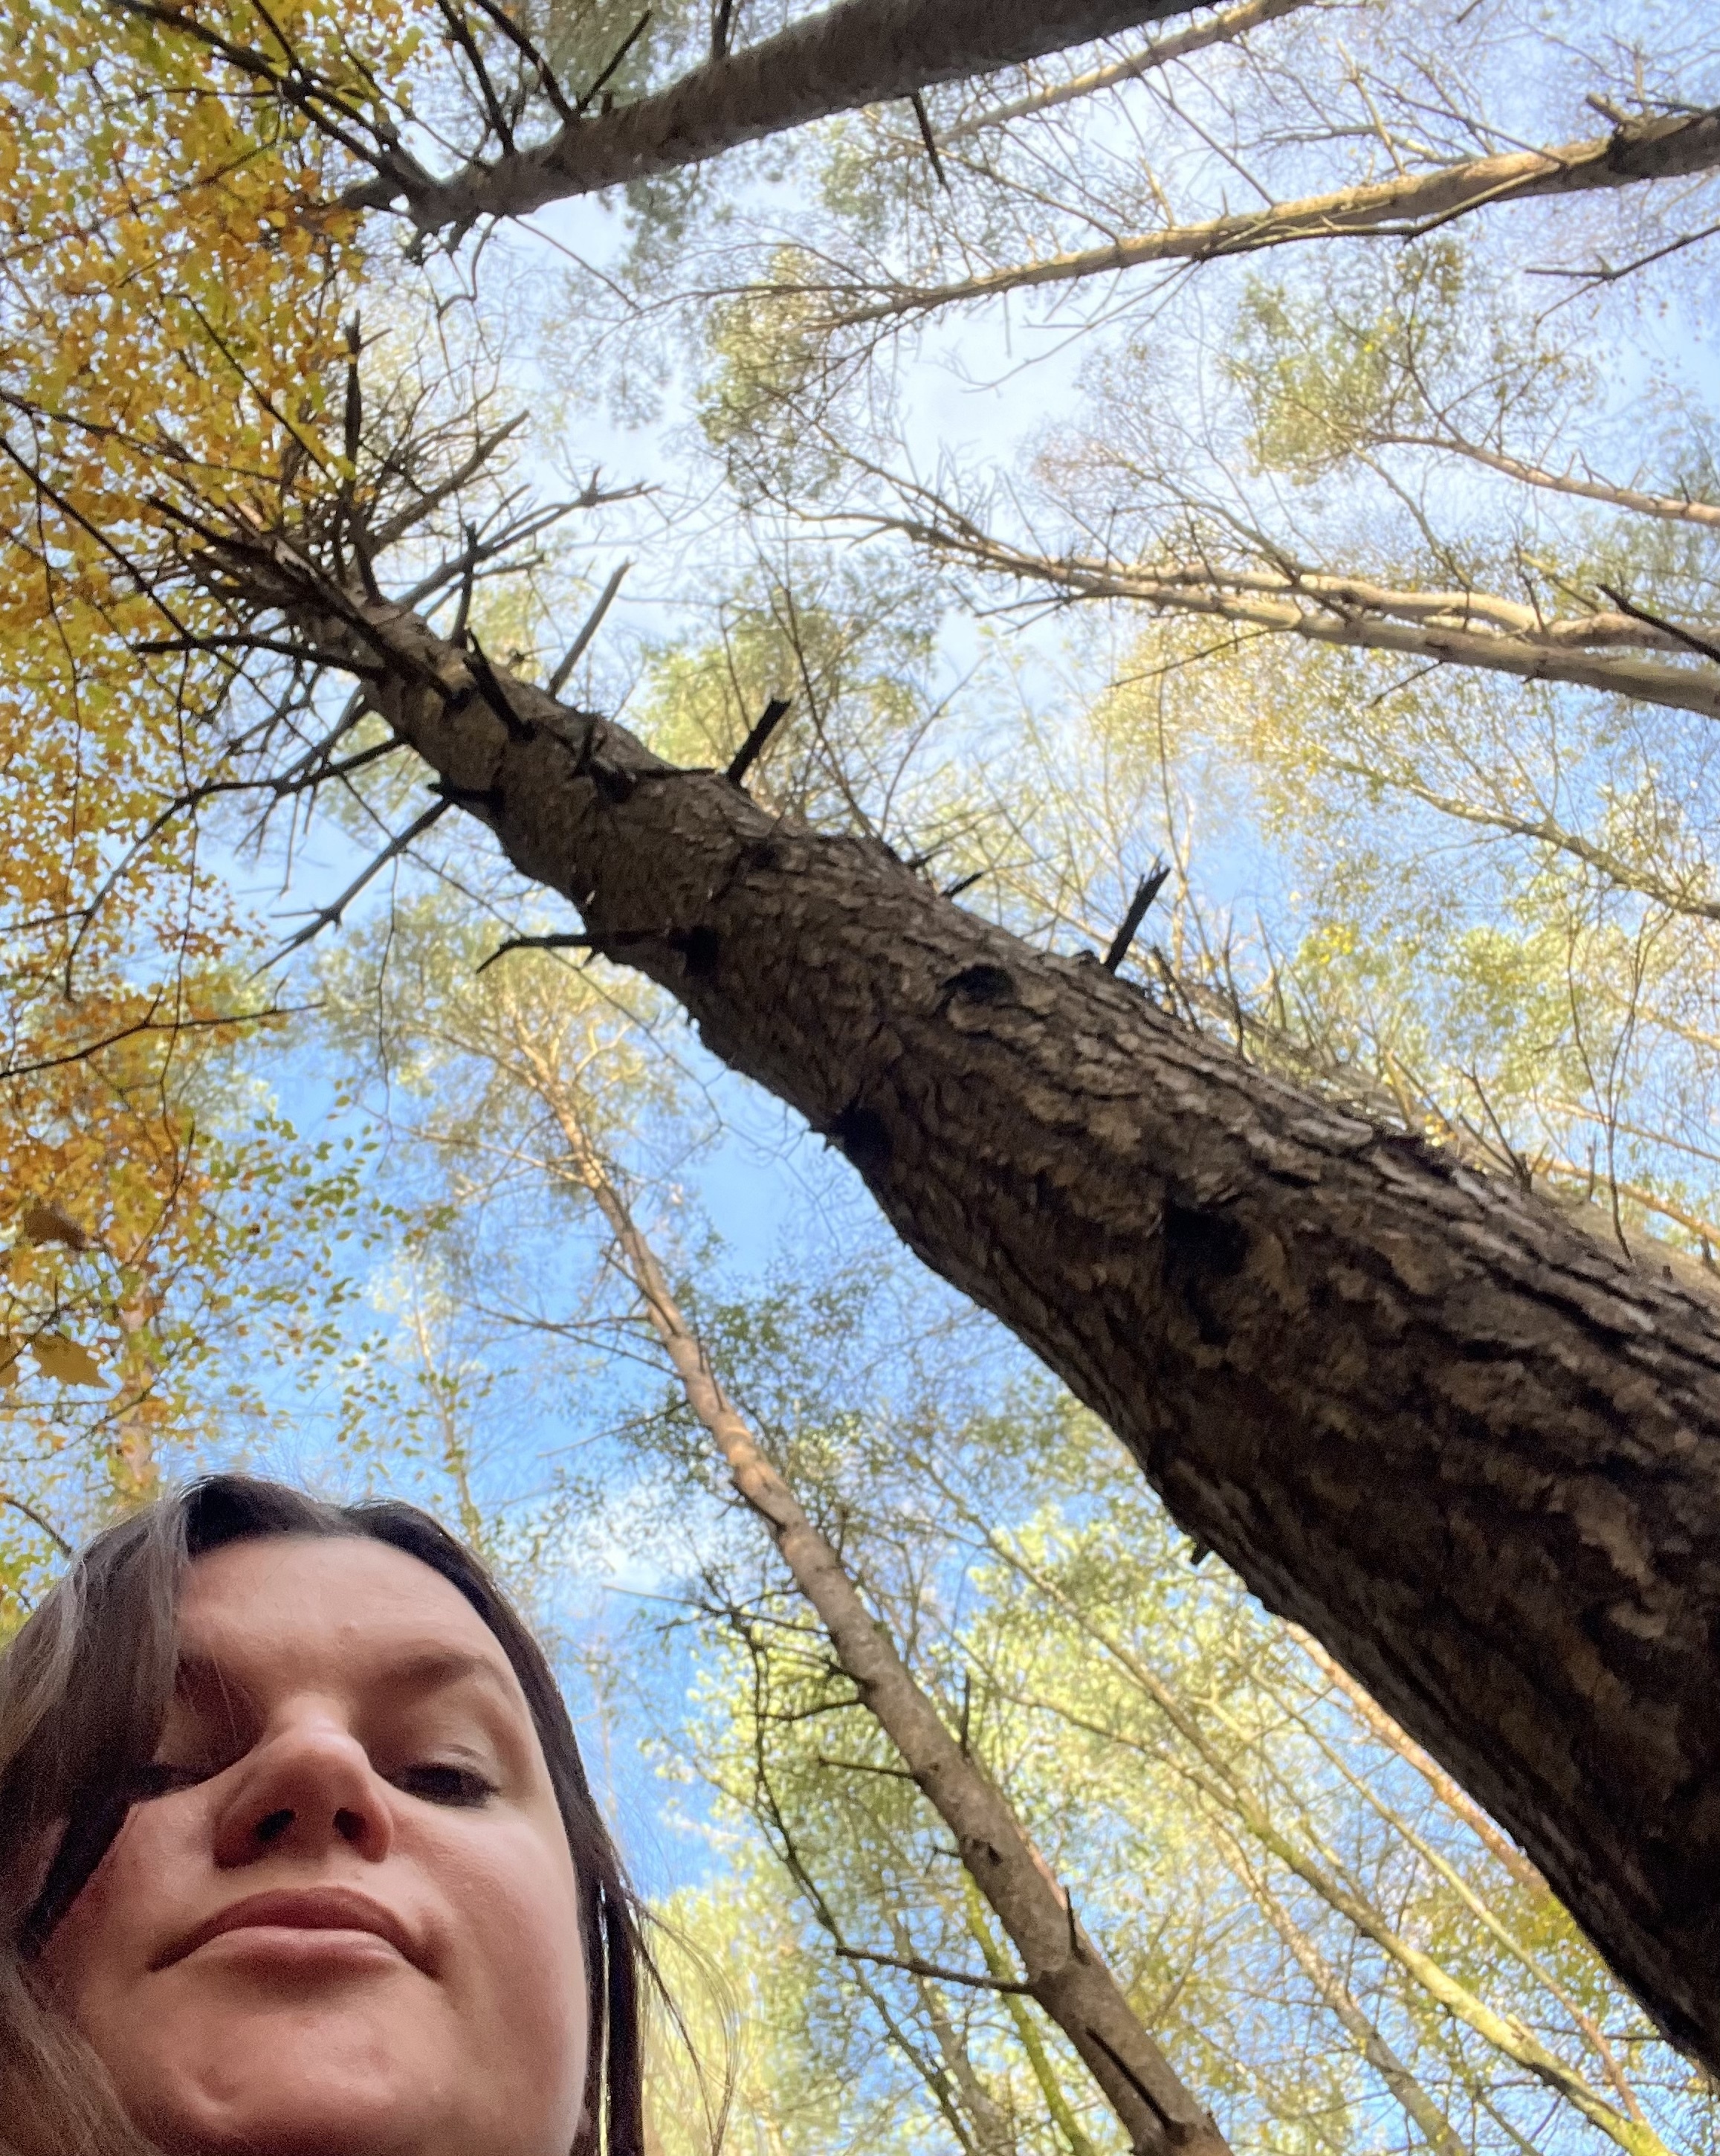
left=392, top=1762, right=497, bottom=1808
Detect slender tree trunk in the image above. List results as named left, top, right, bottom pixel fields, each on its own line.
left=540, top=1088, right=1227, bottom=2156
left=1215, top=1833, right=1472, bottom=2156
left=824, top=110, right=1720, bottom=324
left=260, top=572, right=1720, bottom=2071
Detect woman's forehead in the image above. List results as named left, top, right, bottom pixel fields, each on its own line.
left=177, top=1535, right=520, bottom=1697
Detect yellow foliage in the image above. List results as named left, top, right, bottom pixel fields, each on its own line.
left=30, top=1335, right=105, bottom=1388
left=0, top=0, right=422, bottom=1543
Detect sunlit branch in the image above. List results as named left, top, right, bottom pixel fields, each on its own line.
left=1212, top=1827, right=1472, bottom=2156
left=879, top=509, right=1720, bottom=721
left=1375, top=430, right=1720, bottom=531
left=816, top=108, right=1720, bottom=326
left=943, top=0, right=1315, bottom=141
left=549, top=560, right=631, bottom=694
left=972, top=1530, right=1669, bottom=2156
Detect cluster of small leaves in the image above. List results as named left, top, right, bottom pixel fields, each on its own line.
left=0, top=0, right=427, bottom=1600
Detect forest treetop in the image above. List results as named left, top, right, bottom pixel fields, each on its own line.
left=4, top=0, right=1720, bottom=2089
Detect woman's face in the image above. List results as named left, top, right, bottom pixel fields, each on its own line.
left=39, top=1534, right=589, bottom=2156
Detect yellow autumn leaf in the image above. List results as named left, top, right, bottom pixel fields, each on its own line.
left=0, top=1336, right=19, bottom=1387
left=32, top=1335, right=105, bottom=1387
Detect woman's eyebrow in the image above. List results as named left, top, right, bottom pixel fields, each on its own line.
left=172, top=1651, right=252, bottom=1723
left=377, top=1645, right=517, bottom=1704
left=170, top=1645, right=517, bottom=1716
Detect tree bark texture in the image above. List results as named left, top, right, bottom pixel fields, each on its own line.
left=278, top=579, right=1720, bottom=2071
left=346, top=0, right=1212, bottom=227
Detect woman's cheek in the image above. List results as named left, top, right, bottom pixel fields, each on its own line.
left=439, top=1814, right=589, bottom=2104
left=37, top=1801, right=187, bottom=2012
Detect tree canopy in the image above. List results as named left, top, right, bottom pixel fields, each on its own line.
left=4, top=0, right=1720, bottom=2126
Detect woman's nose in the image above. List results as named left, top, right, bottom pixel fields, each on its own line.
left=210, top=1713, right=393, bottom=1868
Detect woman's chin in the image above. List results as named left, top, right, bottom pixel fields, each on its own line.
left=126, top=2021, right=457, bottom=2156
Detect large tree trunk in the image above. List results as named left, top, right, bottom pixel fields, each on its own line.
left=344, top=0, right=1217, bottom=227
left=272, top=578, right=1720, bottom=2068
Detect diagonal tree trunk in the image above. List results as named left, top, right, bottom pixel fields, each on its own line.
left=818, top=109, right=1720, bottom=326
left=535, top=1065, right=1226, bottom=2156
left=224, top=538, right=1720, bottom=2072
left=343, top=0, right=1219, bottom=227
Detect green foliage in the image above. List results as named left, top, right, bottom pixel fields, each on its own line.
left=644, top=1355, right=1712, bottom=2156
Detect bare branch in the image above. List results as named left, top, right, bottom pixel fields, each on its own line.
left=1598, top=583, right=1720, bottom=668
left=1103, top=860, right=1170, bottom=972
left=943, top=0, right=1316, bottom=141
left=369, top=413, right=529, bottom=550
left=726, top=694, right=794, bottom=786
left=1377, top=433, right=1720, bottom=532
left=818, top=109, right=1720, bottom=327
left=268, top=798, right=453, bottom=960
left=887, top=511, right=1720, bottom=721
left=548, top=560, right=630, bottom=694
left=1214, top=1828, right=1472, bottom=2156
left=835, top=1943, right=1037, bottom=1994
left=0, top=1491, right=72, bottom=1557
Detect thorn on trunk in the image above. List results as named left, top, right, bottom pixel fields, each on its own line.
left=1103, top=859, right=1171, bottom=973
left=726, top=695, right=792, bottom=787
left=909, top=91, right=948, bottom=190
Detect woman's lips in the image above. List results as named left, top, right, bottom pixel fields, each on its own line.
left=158, top=1886, right=424, bottom=1972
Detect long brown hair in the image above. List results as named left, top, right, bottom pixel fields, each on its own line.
left=0, top=1475, right=647, bottom=2156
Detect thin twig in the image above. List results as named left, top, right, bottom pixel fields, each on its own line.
left=573, top=10, right=651, bottom=117
left=549, top=561, right=630, bottom=695
left=268, top=798, right=451, bottom=961
left=1597, top=584, right=1720, bottom=668
left=835, top=1944, right=1034, bottom=1994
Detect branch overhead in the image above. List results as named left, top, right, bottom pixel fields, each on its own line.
left=343, top=0, right=1218, bottom=227
left=817, top=109, right=1720, bottom=326
left=882, top=505, right=1720, bottom=723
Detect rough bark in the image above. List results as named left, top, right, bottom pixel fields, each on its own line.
left=549, top=1103, right=1226, bottom=2156
left=254, top=563, right=1720, bottom=2071
left=821, top=109, right=1720, bottom=324
left=344, top=0, right=1213, bottom=228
